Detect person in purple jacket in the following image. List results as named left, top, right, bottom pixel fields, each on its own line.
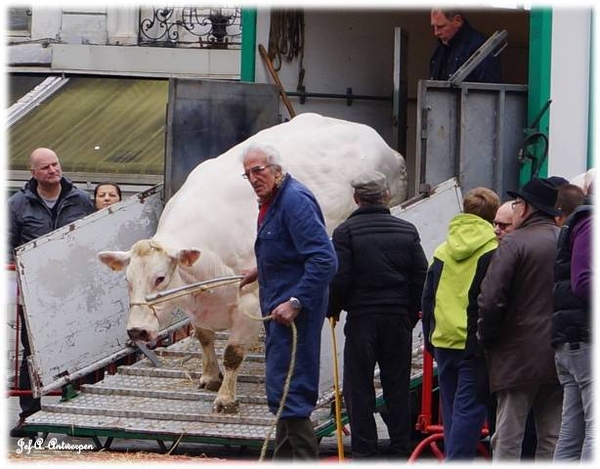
left=551, top=182, right=593, bottom=461
left=239, top=142, right=337, bottom=460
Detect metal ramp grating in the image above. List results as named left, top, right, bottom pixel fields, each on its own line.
left=24, top=333, right=337, bottom=445
left=24, top=329, right=424, bottom=449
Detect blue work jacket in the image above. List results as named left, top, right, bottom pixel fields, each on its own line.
left=254, top=174, right=337, bottom=418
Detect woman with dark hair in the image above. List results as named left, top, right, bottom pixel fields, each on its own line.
left=93, top=182, right=122, bottom=210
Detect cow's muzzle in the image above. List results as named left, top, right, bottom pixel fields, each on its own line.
left=128, top=301, right=160, bottom=342
left=128, top=327, right=151, bottom=342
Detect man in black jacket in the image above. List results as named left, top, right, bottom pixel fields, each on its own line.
left=430, top=9, right=502, bottom=83
left=328, top=171, right=428, bottom=459
left=8, top=147, right=95, bottom=437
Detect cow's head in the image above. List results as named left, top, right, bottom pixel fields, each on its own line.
left=98, top=239, right=201, bottom=342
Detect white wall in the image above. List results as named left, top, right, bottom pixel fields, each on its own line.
left=548, top=8, right=592, bottom=179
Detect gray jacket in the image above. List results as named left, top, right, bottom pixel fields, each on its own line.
left=8, top=177, right=95, bottom=259
left=477, top=212, right=560, bottom=393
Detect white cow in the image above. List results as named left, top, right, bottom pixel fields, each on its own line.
left=98, top=113, right=407, bottom=413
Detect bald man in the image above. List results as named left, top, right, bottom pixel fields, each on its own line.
left=493, top=201, right=514, bottom=241
left=8, top=147, right=94, bottom=437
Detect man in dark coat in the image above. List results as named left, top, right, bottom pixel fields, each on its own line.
left=430, top=9, right=502, bottom=83
left=328, top=171, right=428, bottom=459
left=8, top=147, right=95, bottom=438
left=478, top=177, right=563, bottom=460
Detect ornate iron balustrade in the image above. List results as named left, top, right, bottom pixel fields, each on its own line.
left=138, top=6, right=242, bottom=49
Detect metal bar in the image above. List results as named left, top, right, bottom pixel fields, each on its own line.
left=9, top=169, right=164, bottom=186
left=286, top=90, right=391, bottom=102
left=494, top=89, right=506, bottom=195
left=133, top=340, right=163, bottom=367
left=7, top=76, right=70, bottom=127
left=146, top=275, right=244, bottom=304
left=13, top=304, right=21, bottom=394
left=449, top=30, right=508, bottom=87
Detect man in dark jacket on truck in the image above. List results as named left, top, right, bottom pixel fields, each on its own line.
left=430, top=8, right=502, bottom=83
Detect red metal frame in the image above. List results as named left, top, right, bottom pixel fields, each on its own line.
left=408, top=348, right=490, bottom=462
left=7, top=263, right=59, bottom=398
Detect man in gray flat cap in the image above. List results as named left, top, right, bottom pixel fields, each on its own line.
left=328, top=170, right=428, bottom=460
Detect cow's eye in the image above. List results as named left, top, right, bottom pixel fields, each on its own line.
left=155, top=276, right=165, bottom=287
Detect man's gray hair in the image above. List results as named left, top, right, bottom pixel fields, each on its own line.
left=432, top=8, right=466, bottom=20
left=240, top=142, right=285, bottom=171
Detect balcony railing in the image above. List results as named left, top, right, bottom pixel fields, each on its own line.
left=138, top=6, right=242, bottom=49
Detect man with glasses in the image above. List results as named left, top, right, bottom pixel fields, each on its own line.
left=492, top=201, right=514, bottom=240
left=478, top=178, right=563, bottom=460
left=238, top=142, right=337, bottom=460
left=490, top=199, right=539, bottom=459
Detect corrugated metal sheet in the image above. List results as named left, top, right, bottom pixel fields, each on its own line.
left=8, top=76, right=168, bottom=176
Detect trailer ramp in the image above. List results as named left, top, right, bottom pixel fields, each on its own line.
left=24, top=328, right=424, bottom=453
left=23, top=331, right=338, bottom=452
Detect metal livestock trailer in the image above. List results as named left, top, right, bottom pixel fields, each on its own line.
left=14, top=179, right=462, bottom=455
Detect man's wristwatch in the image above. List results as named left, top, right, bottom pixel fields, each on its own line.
left=289, top=297, right=302, bottom=310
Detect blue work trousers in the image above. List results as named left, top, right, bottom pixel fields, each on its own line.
left=434, top=347, right=488, bottom=460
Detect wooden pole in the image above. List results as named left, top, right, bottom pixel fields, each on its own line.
left=258, top=44, right=296, bottom=119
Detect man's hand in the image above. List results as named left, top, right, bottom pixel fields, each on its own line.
left=271, top=300, right=300, bottom=327
left=239, top=267, right=258, bottom=289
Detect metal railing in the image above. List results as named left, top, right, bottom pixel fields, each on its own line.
left=138, top=6, right=242, bottom=49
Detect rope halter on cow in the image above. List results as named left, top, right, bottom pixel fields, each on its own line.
left=129, top=275, right=246, bottom=320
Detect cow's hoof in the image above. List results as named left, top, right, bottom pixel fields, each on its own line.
left=213, top=399, right=239, bottom=414
left=199, top=378, right=222, bottom=392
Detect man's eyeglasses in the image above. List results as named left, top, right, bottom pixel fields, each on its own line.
left=241, top=164, right=272, bottom=179
left=493, top=221, right=512, bottom=230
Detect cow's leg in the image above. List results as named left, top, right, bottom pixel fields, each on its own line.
left=212, top=295, right=262, bottom=414
left=194, top=326, right=222, bottom=392
left=212, top=342, right=244, bottom=414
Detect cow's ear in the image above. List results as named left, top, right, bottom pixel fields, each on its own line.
left=98, top=251, right=131, bottom=271
left=178, top=249, right=201, bottom=267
